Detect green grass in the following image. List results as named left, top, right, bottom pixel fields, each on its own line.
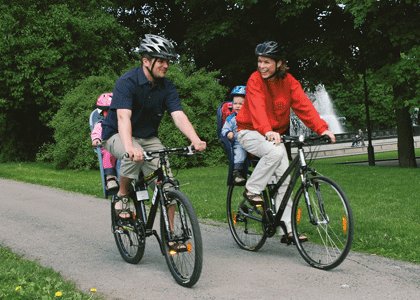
left=0, top=247, right=103, bottom=300
left=0, top=150, right=419, bottom=297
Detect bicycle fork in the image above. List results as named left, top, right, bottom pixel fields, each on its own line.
left=302, top=178, right=329, bottom=225
left=297, top=148, right=329, bottom=226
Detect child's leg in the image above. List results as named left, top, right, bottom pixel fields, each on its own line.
left=102, top=149, right=117, bottom=176
left=232, top=141, right=247, bottom=183
left=101, top=149, right=118, bottom=191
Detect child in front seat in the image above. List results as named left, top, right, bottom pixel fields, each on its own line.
left=221, top=86, right=247, bottom=184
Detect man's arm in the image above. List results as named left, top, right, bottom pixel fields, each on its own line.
left=117, top=109, right=144, bottom=161
left=171, top=110, right=206, bottom=151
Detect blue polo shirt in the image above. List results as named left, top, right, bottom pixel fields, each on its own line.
left=102, top=67, right=183, bottom=140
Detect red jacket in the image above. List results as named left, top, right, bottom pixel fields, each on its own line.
left=236, top=71, right=328, bottom=135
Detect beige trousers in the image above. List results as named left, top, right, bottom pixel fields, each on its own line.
left=237, top=130, right=293, bottom=233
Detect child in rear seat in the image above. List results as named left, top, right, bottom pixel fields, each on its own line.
left=221, top=86, right=247, bottom=184
left=91, top=93, right=118, bottom=193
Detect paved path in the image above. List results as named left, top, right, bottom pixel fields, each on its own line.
left=1, top=179, right=419, bottom=299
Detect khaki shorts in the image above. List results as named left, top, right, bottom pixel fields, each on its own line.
left=103, top=134, right=171, bottom=180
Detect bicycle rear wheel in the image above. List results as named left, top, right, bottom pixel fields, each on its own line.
left=227, top=184, right=267, bottom=251
left=111, top=197, right=145, bottom=264
left=160, top=190, right=202, bottom=287
left=292, top=176, right=353, bottom=270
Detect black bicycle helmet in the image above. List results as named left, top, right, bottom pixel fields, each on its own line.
left=255, top=41, right=281, bottom=60
left=139, top=34, right=177, bottom=60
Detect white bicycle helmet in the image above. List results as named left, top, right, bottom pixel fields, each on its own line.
left=139, top=34, right=177, bottom=60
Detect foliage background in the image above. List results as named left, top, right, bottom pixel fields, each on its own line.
left=39, top=59, right=227, bottom=169
left=0, top=0, right=131, bottom=162
left=1, top=0, right=418, bottom=168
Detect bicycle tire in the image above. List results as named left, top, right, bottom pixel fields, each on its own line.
left=226, top=184, right=267, bottom=251
left=160, top=190, right=203, bottom=287
left=292, top=176, right=353, bottom=270
left=111, top=197, right=145, bottom=264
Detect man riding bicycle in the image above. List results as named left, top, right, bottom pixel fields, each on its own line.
left=101, top=34, right=206, bottom=221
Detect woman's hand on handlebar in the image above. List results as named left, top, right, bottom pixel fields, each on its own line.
left=321, top=130, right=336, bottom=143
left=265, top=131, right=281, bottom=144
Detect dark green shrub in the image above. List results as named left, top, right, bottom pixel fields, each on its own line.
left=162, top=59, right=227, bottom=168
left=39, top=75, right=117, bottom=169
left=42, top=59, right=228, bottom=170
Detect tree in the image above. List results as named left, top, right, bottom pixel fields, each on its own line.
left=340, top=0, right=419, bottom=167
left=328, top=72, right=395, bottom=132
left=0, top=0, right=131, bottom=161
left=176, top=0, right=419, bottom=167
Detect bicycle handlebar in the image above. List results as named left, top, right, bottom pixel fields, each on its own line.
left=123, top=145, right=196, bottom=161
left=282, top=134, right=331, bottom=145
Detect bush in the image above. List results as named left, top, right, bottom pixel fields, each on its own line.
left=39, top=75, right=117, bottom=169
left=162, top=58, right=227, bottom=168
left=42, top=59, right=228, bottom=170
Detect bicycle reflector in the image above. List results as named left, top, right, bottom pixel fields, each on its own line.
left=342, top=216, right=348, bottom=233
left=187, top=242, right=192, bottom=253
left=296, top=208, right=302, bottom=224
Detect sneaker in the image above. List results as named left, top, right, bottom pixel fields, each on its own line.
left=243, top=189, right=263, bottom=206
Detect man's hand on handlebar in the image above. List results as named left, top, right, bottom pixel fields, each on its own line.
left=191, top=140, right=206, bottom=152
left=125, top=146, right=144, bottom=162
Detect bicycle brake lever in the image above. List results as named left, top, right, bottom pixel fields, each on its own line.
left=143, top=152, right=153, bottom=161
left=186, top=145, right=195, bottom=155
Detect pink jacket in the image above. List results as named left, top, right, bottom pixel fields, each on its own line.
left=91, top=122, right=102, bottom=141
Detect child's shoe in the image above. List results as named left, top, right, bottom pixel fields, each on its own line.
left=233, top=170, right=246, bottom=184
left=106, top=176, right=119, bottom=193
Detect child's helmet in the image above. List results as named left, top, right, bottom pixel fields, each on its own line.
left=96, top=93, right=112, bottom=110
left=230, top=85, right=246, bottom=97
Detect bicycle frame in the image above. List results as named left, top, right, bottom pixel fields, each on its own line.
left=130, top=148, right=189, bottom=255
left=263, top=136, right=322, bottom=233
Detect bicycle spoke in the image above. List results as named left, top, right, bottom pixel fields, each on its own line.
left=111, top=197, right=145, bottom=264
left=227, top=185, right=267, bottom=251
left=292, top=176, right=353, bottom=270
left=160, top=190, right=202, bottom=287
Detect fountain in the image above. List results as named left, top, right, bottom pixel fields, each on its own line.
left=290, top=84, right=345, bottom=136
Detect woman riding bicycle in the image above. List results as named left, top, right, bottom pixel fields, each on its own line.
left=236, top=40, right=336, bottom=242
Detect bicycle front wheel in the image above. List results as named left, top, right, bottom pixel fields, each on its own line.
left=292, top=176, right=353, bottom=270
left=160, top=190, right=203, bottom=287
left=227, top=184, right=267, bottom=251
left=111, top=197, right=145, bottom=264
